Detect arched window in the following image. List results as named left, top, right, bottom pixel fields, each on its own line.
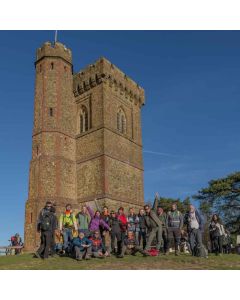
left=117, top=108, right=126, bottom=134
left=80, top=105, right=88, bottom=133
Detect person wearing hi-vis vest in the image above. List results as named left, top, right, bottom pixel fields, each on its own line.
left=59, top=204, right=78, bottom=254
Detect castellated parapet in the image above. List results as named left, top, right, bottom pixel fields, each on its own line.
left=24, top=41, right=145, bottom=251
left=36, top=41, right=72, bottom=64
left=73, top=57, right=145, bottom=107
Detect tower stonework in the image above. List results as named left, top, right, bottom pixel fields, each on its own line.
left=24, top=42, right=145, bottom=251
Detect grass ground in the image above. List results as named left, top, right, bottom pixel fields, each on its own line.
left=0, top=253, right=239, bottom=270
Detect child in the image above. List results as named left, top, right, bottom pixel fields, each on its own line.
left=71, top=231, right=92, bottom=261
left=89, top=231, right=108, bottom=258
left=118, top=231, right=150, bottom=258
left=54, top=229, right=63, bottom=254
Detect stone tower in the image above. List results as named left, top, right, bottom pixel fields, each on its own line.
left=24, top=41, right=145, bottom=251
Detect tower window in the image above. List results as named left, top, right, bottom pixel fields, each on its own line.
left=64, top=65, right=67, bottom=72
left=30, top=212, right=33, bottom=224
left=80, top=105, right=89, bottom=133
left=51, top=62, right=54, bottom=70
left=49, top=108, right=53, bottom=117
left=117, top=108, right=126, bottom=134
left=39, top=64, right=42, bottom=72
left=36, top=146, right=39, bottom=156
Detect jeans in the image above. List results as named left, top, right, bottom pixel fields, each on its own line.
left=121, top=245, right=145, bottom=256
left=63, top=228, right=73, bottom=251
left=74, top=246, right=92, bottom=259
left=145, top=226, right=162, bottom=251
left=37, top=231, right=52, bottom=259
left=189, top=228, right=202, bottom=256
left=111, top=231, right=122, bottom=254
left=162, top=227, right=169, bottom=253
left=168, top=227, right=181, bottom=251
left=212, top=236, right=223, bottom=255
left=138, top=229, right=147, bottom=249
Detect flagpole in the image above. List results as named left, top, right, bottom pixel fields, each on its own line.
left=54, top=30, right=58, bottom=44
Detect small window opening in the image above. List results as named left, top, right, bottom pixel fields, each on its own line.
left=30, top=212, right=33, bottom=224
left=49, top=108, right=53, bottom=117
left=51, top=62, right=54, bottom=70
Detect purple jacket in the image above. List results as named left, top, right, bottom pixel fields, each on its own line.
left=87, top=206, right=110, bottom=232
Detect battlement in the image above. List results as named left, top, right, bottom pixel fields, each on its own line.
left=73, top=57, right=145, bottom=107
left=36, top=41, right=72, bottom=64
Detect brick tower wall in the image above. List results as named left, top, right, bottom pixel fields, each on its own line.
left=24, top=42, right=77, bottom=251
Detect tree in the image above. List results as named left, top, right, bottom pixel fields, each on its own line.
left=193, top=171, right=240, bottom=233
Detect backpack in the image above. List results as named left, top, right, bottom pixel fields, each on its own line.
left=40, top=212, right=52, bottom=231
left=148, top=248, right=159, bottom=256
left=195, top=244, right=208, bottom=258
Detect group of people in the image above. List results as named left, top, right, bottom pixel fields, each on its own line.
left=34, top=200, right=231, bottom=261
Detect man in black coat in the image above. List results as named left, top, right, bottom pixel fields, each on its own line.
left=35, top=201, right=58, bottom=259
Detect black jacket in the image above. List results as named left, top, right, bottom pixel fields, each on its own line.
left=109, top=216, right=121, bottom=233
left=37, top=208, right=58, bottom=232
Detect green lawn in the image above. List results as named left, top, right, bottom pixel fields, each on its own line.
left=0, top=253, right=239, bottom=270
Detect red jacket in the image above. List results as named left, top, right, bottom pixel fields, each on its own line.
left=117, top=214, right=127, bottom=232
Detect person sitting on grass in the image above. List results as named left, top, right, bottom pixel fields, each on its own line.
left=117, top=231, right=150, bottom=258
left=72, top=231, right=92, bottom=261
left=89, top=230, right=109, bottom=258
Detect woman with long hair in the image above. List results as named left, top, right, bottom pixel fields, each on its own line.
left=209, top=214, right=225, bottom=255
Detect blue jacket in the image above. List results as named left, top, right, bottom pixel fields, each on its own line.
left=184, top=210, right=203, bottom=232
left=72, top=237, right=92, bottom=251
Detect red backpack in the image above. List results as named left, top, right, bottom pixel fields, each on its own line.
left=148, top=248, right=159, bottom=256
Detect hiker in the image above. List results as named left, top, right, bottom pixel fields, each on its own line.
left=127, top=207, right=139, bottom=240
left=209, top=214, right=225, bottom=255
left=109, top=210, right=122, bottom=255
left=118, top=231, right=149, bottom=258
left=72, top=230, right=92, bottom=261
left=167, top=203, right=183, bottom=256
left=59, top=204, right=78, bottom=254
left=49, top=205, right=58, bottom=257
left=156, top=207, right=169, bottom=254
left=77, top=205, right=90, bottom=237
left=223, top=230, right=231, bottom=254
left=89, top=230, right=109, bottom=258
left=100, top=206, right=111, bottom=253
left=35, top=201, right=58, bottom=259
left=11, top=233, right=23, bottom=255
left=143, top=204, right=162, bottom=254
left=138, top=209, right=147, bottom=249
left=87, top=205, right=110, bottom=235
left=117, top=207, right=128, bottom=244
left=184, top=204, right=203, bottom=256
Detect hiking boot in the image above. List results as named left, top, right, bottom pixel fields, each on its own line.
left=164, top=251, right=169, bottom=256
left=117, top=254, right=124, bottom=258
left=85, top=255, right=91, bottom=260
left=34, top=252, right=41, bottom=259
left=76, top=257, right=82, bottom=261
left=143, top=252, right=150, bottom=257
left=175, top=250, right=180, bottom=256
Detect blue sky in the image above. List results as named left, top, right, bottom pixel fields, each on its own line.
left=0, top=31, right=240, bottom=245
